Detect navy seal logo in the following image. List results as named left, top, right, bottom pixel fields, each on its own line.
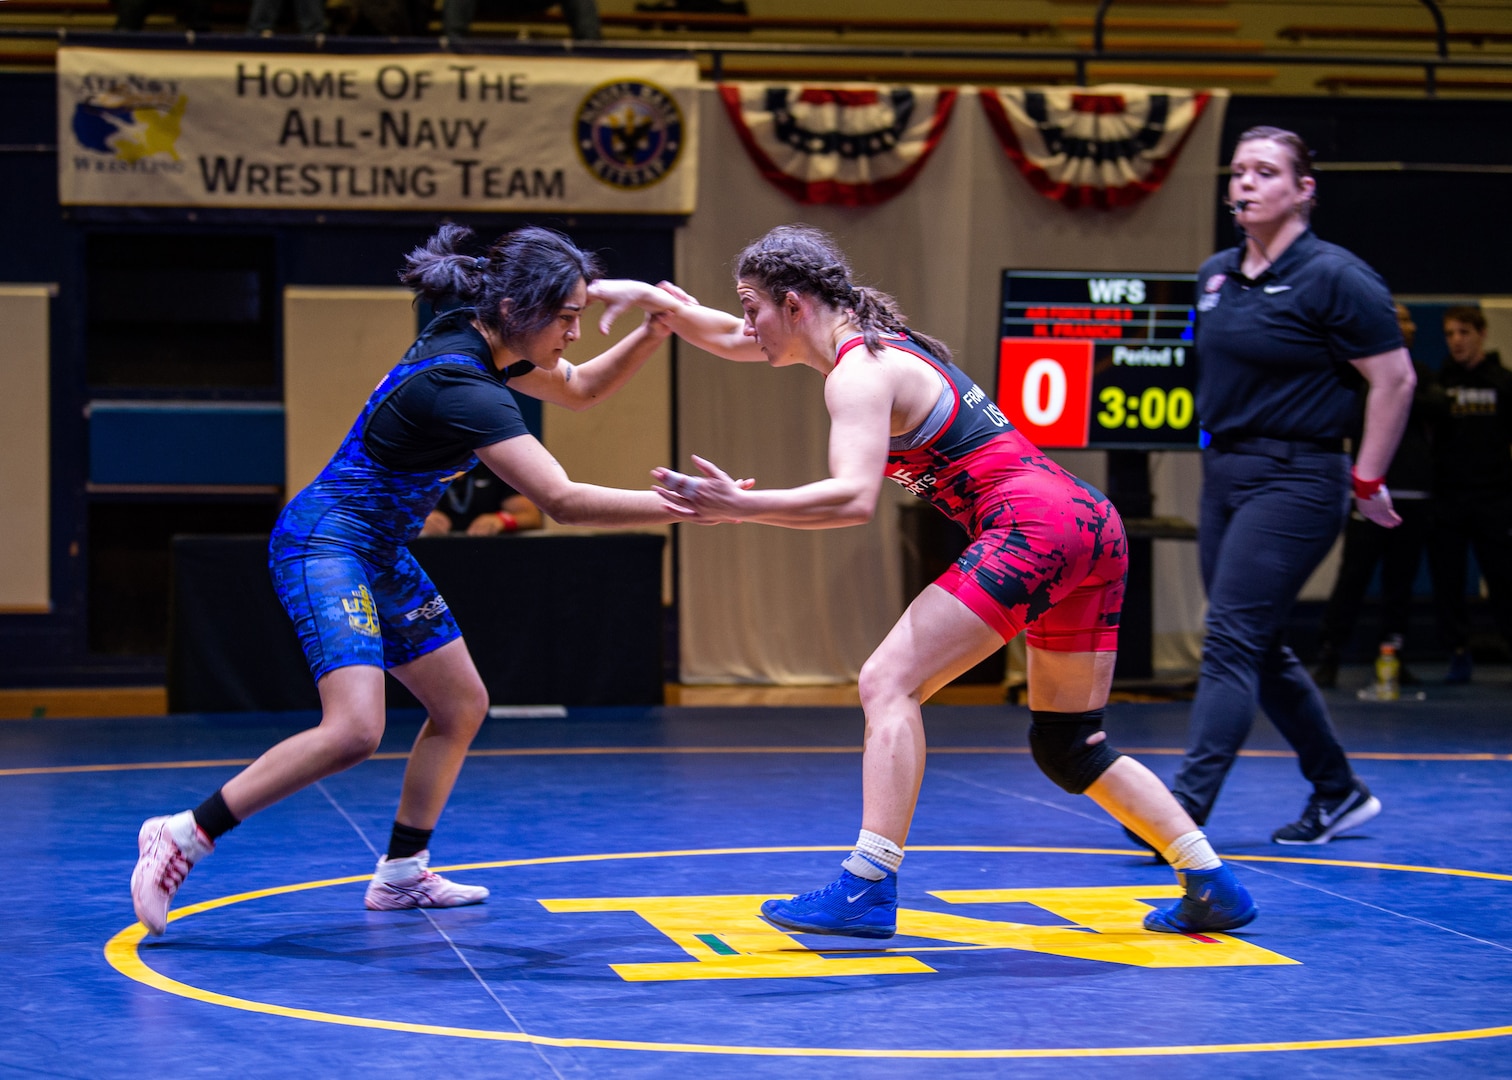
left=576, top=80, right=684, bottom=191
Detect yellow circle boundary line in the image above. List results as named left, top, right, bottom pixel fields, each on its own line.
left=105, top=846, right=1512, bottom=1059
left=8, top=744, right=1512, bottom=776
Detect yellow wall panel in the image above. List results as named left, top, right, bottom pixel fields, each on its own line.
left=0, top=285, right=55, bottom=613
left=282, top=286, right=416, bottom=500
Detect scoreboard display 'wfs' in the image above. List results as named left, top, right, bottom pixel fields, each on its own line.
left=996, top=270, right=1198, bottom=449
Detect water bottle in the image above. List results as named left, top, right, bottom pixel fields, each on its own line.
left=1373, top=643, right=1400, bottom=701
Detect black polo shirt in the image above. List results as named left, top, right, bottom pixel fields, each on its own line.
left=1194, top=230, right=1402, bottom=441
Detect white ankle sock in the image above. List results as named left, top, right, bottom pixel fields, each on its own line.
left=167, top=809, right=214, bottom=864
left=1162, top=830, right=1221, bottom=871
left=376, top=850, right=428, bottom=880
left=847, top=828, right=903, bottom=877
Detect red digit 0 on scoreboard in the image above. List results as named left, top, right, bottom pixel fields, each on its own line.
left=996, top=339, right=1094, bottom=449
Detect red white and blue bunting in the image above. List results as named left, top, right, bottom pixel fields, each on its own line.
left=979, top=85, right=1211, bottom=210
left=718, top=84, right=958, bottom=207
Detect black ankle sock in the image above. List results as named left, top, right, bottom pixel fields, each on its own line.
left=387, top=822, right=433, bottom=861
left=192, top=789, right=241, bottom=841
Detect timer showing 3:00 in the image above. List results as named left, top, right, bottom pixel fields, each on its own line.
left=1094, top=384, right=1196, bottom=433
left=995, top=338, right=1201, bottom=449
left=997, top=269, right=1200, bottom=449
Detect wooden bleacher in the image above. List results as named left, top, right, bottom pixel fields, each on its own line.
left=1046, top=0, right=1233, bottom=6
left=1279, top=25, right=1512, bottom=49
left=0, top=0, right=247, bottom=32
left=2, top=0, right=114, bottom=12
left=1066, top=35, right=1264, bottom=53
left=2, top=1, right=1507, bottom=95
left=699, top=60, right=1277, bottom=86
left=1316, top=74, right=1512, bottom=94
left=1280, top=18, right=1512, bottom=95
left=1057, top=17, right=1241, bottom=33
left=599, top=12, right=1054, bottom=39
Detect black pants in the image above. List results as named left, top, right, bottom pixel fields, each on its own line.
left=1173, top=441, right=1358, bottom=824
left=1427, top=491, right=1512, bottom=651
left=1318, top=497, right=1432, bottom=654
left=246, top=0, right=326, bottom=33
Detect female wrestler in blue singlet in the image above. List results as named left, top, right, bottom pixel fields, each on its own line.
left=601, top=225, right=1256, bottom=938
left=130, top=224, right=691, bottom=935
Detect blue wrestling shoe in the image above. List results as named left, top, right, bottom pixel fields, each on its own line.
left=761, top=868, right=897, bottom=939
left=1143, top=864, right=1257, bottom=934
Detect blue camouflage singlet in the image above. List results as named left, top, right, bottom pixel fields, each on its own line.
left=269, top=310, right=530, bottom=681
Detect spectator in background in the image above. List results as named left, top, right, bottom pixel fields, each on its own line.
left=420, top=462, right=544, bottom=536
left=1427, top=305, right=1512, bottom=684
left=1313, top=303, right=1441, bottom=689
left=247, top=0, right=325, bottom=35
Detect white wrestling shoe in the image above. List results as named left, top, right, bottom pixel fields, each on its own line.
left=131, top=810, right=214, bottom=936
left=364, top=850, right=489, bottom=910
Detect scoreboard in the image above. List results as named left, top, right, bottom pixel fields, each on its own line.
left=996, top=270, right=1199, bottom=449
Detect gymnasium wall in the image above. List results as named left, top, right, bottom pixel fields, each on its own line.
left=3, top=65, right=1512, bottom=688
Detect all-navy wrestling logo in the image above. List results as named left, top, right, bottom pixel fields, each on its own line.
left=575, top=79, right=684, bottom=191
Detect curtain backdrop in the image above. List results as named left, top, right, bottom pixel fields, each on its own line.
left=674, top=86, right=1229, bottom=683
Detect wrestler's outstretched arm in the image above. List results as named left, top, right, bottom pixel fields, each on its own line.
left=589, top=278, right=765, bottom=363
left=653, top=361, right=890, bottom=529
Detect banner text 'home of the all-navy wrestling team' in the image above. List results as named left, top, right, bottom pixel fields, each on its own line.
left=58, top=48, right=698, bottom=213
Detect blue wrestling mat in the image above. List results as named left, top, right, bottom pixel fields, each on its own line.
left=4, top=695, right=1510, bottom=1079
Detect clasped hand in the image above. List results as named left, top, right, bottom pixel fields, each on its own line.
left=586, top=279, right=696, bottom=336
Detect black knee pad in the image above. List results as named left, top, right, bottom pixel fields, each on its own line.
left=1028, top=709, right=1123, bottom=794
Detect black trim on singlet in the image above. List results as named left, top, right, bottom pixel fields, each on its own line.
left=359, top=309, right=518, bottom=447
left=837, top=329, right=1013, bottom=464
left=835, top=331, right=964, bottom=453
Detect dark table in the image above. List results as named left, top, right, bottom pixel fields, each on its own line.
left=168, top=533, right=666, bottom=712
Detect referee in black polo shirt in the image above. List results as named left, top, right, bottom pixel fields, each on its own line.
left=1169, top=126, right=1416, bottom=846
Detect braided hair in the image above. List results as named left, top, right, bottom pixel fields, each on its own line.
left=734, top=224, right=953, bottom=362
left=399, top=223, right=603, bottom=342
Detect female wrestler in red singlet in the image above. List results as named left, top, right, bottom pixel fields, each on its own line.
left=605, top=224, right=1256, bottom=938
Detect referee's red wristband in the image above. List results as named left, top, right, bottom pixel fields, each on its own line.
left=495, top=511, right=519, bottom=531
left=1351, top=472, right=1383, bottom=499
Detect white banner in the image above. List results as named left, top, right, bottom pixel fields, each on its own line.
left=58, top=48, right=699, bottom=213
